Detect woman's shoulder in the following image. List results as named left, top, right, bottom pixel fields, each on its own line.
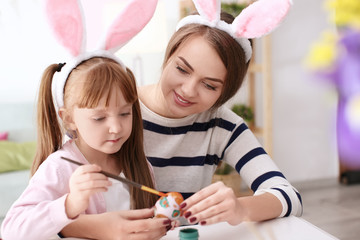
left=201, top=105, right=244, bottom=125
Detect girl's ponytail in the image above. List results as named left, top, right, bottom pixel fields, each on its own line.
left=31, top=64, right=63, bottom=176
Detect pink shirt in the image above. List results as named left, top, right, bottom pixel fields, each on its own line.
left=1, top=141, right=107, bottom=240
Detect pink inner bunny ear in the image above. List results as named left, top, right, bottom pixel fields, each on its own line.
left=46, top=0, right=85, bottom=56
left=104, top=0, right=158, bottom=53
left=193, top=0, right=220, bottom=22
left=233, top=0, right=292, bottom=39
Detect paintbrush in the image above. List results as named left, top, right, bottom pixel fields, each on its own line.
left=61, top=156, right=167, bottom=197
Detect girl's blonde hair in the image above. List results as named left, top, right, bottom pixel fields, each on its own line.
left=32, top=57, right=157, bottom=208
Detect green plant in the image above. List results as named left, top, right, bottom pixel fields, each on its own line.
left=221, top=2, right=247, bottom=16
left=215, top=161, right=234, bottom=175
left=231, top=104, right=254, bottom=124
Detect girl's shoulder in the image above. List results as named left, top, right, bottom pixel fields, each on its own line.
left=35, top=141, right=86, bottom=178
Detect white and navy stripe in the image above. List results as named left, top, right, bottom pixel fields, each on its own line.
left=141, top=102, right=303, bottom=217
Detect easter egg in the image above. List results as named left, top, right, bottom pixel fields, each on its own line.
left=154, top=192, right=184, bottom=220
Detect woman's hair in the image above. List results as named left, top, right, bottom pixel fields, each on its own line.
left=163, top=12, right=251, bottom=109
left=32, top=57, right=157, bottom=208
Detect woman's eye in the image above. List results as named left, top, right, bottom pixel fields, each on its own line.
left=176, top=65, right=188, bottom=74
left=203, top=82, right=216, bottom=91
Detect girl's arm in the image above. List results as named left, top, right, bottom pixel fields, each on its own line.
left=0, top=165, right=75, bottom=240
left=60, top=209, right=172, bottom=240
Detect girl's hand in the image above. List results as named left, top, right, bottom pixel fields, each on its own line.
left=66, top=164, right=111, bottom=218
left=61, top=208, right=174, bottom=240
left=180, top=181, right=245, bottom=226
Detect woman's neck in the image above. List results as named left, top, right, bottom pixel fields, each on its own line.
left=138, top=84, right=174, bottom=118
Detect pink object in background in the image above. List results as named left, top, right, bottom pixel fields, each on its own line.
left=0, top=132, right=8, bottom=141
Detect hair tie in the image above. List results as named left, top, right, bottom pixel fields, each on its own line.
left=56, top=63, right=66, bottom=72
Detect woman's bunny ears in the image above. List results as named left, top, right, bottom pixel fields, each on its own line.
left=46, top=0, right=158, bottom=110
left=176, top=0, right=292, bottom=62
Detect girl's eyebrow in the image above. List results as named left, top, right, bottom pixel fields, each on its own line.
left=92, top=103, right=132, bottom=113
left=178, top=56, right=224, bottom=84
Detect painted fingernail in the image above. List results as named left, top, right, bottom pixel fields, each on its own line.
left=163, top=219, right=171, bottom=225
left=180, top=202, right=187, bottom=208
left=200, top=221, right=207, bottom=226
left=189, top=217, right=197, bottom=223
left=184, top=211, right=191, bottom=218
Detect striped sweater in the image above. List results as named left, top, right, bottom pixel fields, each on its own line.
left=141, top=102, right=302, bottom=217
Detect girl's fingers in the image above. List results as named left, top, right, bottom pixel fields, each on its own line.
left=128, top=227, right=167, bottom=240
left=73, top=164, right=102, bottom=175
left=121, top=208, right=155, bottom=220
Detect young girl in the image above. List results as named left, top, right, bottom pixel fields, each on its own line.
left=54, top=0, right=303, bottom=237
left=1, top=0, right=173, bottom=239
left=0, top=56, right=171, bottom=240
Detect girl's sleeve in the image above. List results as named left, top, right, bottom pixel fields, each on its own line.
left=223, top=120, right=303, bottom=217
left=0, top=160, right=76, bottom=240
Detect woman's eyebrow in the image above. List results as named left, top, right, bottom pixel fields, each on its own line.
left=178, top=56, right=224, bottom=84
left=178, top=56, right=194, bottom=71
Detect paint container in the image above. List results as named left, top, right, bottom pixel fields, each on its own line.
left=179, top=228, right=199, bottom=240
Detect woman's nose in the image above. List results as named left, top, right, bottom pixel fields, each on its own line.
left=181, top=78, right=197, bottom=98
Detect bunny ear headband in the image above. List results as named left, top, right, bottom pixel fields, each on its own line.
left=176, top=0, right=292, bottom=62
left=46, top=0, right=158, bottom=111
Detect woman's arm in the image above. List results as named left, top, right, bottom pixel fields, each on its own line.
left=179, top=181, right=282, bottom=226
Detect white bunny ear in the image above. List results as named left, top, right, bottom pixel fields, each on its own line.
left=193, top=0, right=220, bottom=23
left=103, top=0, right=158, bottom=53
left=232, top=0, right=292, bottom=39
left=46, top=0, right=85, bottom=56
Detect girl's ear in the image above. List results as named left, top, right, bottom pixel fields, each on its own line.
left=59, top=108, right=76, bottom=131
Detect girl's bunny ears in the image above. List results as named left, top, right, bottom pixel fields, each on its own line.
left=46, top=0, right=158, bottom=110
left=176, top=0, right=292, bottom=62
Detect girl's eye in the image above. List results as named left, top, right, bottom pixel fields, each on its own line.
left=176, top=65, right=188, bottom=74
left=120, top=112, right=131, bottom=117
left=93, top=117, right=105, bottom=121
left=203, top=82, right=216, bottom=91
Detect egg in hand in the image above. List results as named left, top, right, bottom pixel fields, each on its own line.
left=154, top=192, right=184, bottom=220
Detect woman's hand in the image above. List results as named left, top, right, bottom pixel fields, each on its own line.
left=180, top=181, right=245, bottom=226
left=66, top=164, right=111, bottom=218
left=61, top=208, right=173, bottom=240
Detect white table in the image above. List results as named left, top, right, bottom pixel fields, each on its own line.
left=57, top=216, right=338, bottom=240
left=162, top=216, right=339, bottom=240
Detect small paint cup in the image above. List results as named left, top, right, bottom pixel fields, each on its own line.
left=179, top=228, right=199, bottom=240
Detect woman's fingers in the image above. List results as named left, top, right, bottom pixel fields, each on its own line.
left=181, top=181, right=238, bottom=225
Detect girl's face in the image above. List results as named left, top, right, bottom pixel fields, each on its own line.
left=71, top=87, right=133, bottom=160
left=159, top=36, right=227, bottom=118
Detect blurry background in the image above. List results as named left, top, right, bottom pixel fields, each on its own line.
left=0, top=0, right=338, bottom=183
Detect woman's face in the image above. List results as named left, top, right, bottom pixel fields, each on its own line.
left=159, top=36, right=227, bottom=118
